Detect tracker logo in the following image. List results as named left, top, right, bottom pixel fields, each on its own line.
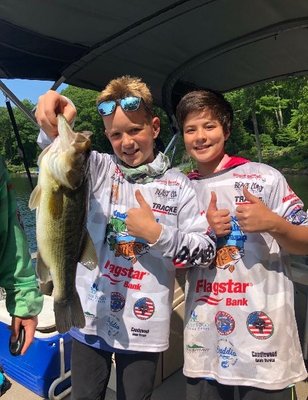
left=235, top=195, right=262, bottom=204
left=152, top=202, right=178, bottom=215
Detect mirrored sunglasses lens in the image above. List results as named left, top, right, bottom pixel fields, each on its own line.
left=98, top=101, right=116, bottom=116
left=120, top=96, right=141, bottom=111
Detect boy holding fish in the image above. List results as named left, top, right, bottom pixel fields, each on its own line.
left=34, top=76, right=216, bottom=400
left=0, top=156, right=43, bottom=355
left=176, top=89, right=308, bottom=400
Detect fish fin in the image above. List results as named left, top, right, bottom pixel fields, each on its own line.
left=54, top=293, right=85, bottom=333
left=79, top=231, right=98, bottom=270
left=35, top=252, right=52, bottom=283
left=28, top=185, right=41, bottom=210
left=37, top=144, right=52, bottom=165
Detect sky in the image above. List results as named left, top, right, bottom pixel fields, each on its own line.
left=0, top=79, right=67, bottom=107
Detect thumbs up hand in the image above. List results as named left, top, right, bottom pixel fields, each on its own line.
left=206, top=191, right=232, bottom=237
left=236, top=186, right=275, bottom=233
left=126, top=190, right=162, bottom=243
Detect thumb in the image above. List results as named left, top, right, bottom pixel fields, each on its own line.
left=10, top=316, right=21, bottom=341
left=135, top=190, right=151, bottom=209
left=243, top=186, right=259, bottom=203
left=207, top=191, right=218, bottom=211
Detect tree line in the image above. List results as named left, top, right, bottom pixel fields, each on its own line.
left=0, top=76, right=308, bottom=173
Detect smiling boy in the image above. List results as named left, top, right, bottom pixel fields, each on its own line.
left=35, top=76, right=216, bottom=400
left=176, top=89, right=308, bottom=400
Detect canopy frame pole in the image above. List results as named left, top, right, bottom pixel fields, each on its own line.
left=0, top=80, right=39, bottom=128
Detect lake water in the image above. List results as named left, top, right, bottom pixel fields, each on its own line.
left=11, top=173, right=308, bottom=254
left=12, top=175, right=38, bottom=255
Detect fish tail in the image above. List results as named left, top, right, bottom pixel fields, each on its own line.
left=54, top=293, right=86, bottom=333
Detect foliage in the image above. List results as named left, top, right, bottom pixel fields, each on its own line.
left=1, top=76, right=308, bottom=173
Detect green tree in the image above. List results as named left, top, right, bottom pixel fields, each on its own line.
left=0, top=100, right=38, bottom=168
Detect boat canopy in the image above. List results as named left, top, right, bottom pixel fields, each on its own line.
left=1, top=0, right=308, bottom=114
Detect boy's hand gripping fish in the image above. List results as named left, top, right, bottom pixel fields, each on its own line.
left=29, top=114, right=97, bottom=333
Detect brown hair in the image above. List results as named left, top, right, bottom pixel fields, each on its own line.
left=176, top=90, right=233, bottom=134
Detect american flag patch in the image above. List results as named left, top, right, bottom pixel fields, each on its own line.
left=133, top=297, right=155, bottom=320
left=246, top=311, right=274, bottom=340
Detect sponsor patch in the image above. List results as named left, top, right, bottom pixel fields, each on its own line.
left=217, top=338, right=238, bottom=368
left=110, top=292, right=125, bottom=312
left=252, top=350, right=277, bottom=363
left=102, top=315, right=120, bottom=337
left=133, top=297, right=155, bottom=320
left=247, top=311, right=274, bottom=340
left=187, top=310, right=210, bottom=331
left=215, top=311, right=235, bottom=335
left=131, top=326, right=150, bottom=337
left=186, top=343, right=209, bottom=353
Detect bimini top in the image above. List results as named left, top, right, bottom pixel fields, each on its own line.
left=1, top=0, right=308, bottom=112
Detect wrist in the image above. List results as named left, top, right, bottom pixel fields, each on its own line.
left=146, top=222, right=162, bottom=244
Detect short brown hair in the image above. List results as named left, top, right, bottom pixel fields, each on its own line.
left=176, top=90, right=233, bottom=134
left=97, top=75, right=153, bottom=117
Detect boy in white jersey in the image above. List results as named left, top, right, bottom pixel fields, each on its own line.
left=34, top=76, right=216, bottom=400
left=176, top=89, right=308, bottom=400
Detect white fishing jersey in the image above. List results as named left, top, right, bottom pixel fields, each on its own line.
left=184, top=161, right=308, bottom=390
left=74, top=151, right=215, bottom=352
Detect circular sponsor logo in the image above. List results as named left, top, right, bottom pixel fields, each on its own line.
left=133, top=297, right=155, bottom=320
left=246, top=311, right=274, bottom=340
left=215, top=311, right=235, bottom=335
left=110, top=292, right=125, bottom=312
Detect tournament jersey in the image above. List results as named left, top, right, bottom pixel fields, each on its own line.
left=74, top=151, right=215, bottom=352
left=184, top=161, right=308, bottom=389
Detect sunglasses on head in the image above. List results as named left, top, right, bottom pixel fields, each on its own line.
left=97, top=96, right=151, bottom=116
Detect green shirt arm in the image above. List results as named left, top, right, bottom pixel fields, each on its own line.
left=0, top=158, right=43, bottom=317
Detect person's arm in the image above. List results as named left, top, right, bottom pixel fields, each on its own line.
left=126, top=179, right=216, bottom=268
left=0, top=159, right=43, bottom=354
left=236, top=186, right=308, bottom=255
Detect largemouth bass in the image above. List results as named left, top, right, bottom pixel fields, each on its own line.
left=29, top=114, right=97, bottom=333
